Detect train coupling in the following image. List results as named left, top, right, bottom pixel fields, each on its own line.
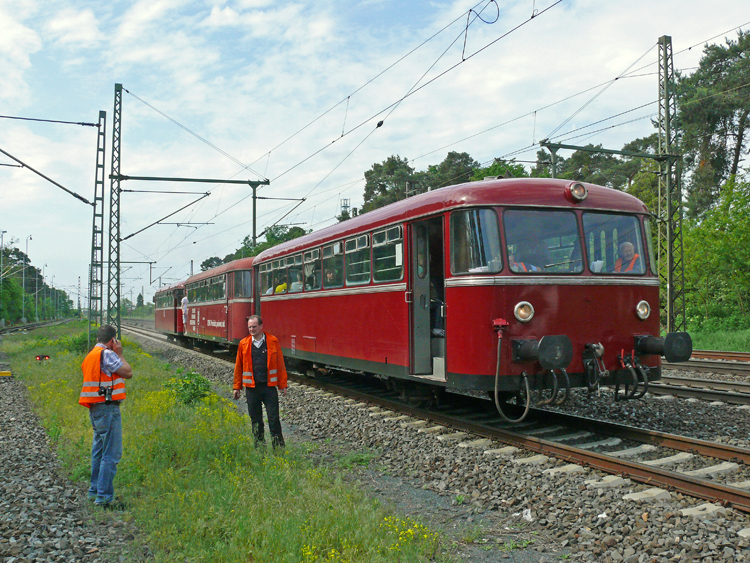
left=634, top=332, right=693, bottom=363
left=511, top=335, right=573, bottom=370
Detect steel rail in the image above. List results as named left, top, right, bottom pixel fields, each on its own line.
left=692, top=350, right=750, bottom=362
left=296, top=376, right=750, bottom=513
left=665, top=359, right=750, bottom=376
left=646, top=383, right=750, bottom=405
left=660, top=375, right=750, bottom=393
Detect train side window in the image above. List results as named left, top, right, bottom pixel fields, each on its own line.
left=259, top=264, right=272, bottom=295
left=234, top=270, right=253, bottom=298
left=582, top=213, right=645, bottom=274
left=346, top=235, right=371, bottom=285
left=322, top=242, right=344, bottom=288
left=373, top=226, right=403, bottom=282
left=304, top=249, right=322, bottom=290
left=272, top=259, right=287, bottom=293
left=450, top=209, right=502, bottom=274
left=289, top=254, right=304, bottom=293
left=503, top=209, right=582, bottom=274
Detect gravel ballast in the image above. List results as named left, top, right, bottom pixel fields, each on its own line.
left=3, top=331, right=750, bottom=563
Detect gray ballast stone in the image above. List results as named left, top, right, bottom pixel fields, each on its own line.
left=728, top=480, right=750, bottom=489
left=417, top=425, right=446, bottom=434
left=623, top=487, right=671, bottom=502
left=483, top=446, right=519, bottom=457
left=739, top=528, right=750, bottom=539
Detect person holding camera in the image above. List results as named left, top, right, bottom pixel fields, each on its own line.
left=79, top=325, right=133, bottom=508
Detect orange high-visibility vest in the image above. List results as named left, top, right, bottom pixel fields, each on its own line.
left=79, top=346, right=127, bottom=408
left=614, top=254, right=640, bottom=272
left=233, top=334, right=288, bottom=390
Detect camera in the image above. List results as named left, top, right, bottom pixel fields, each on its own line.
left=98, top=386, right=114, bottom=402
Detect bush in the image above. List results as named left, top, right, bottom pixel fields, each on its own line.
left=164, top=370, right=212, bottom=405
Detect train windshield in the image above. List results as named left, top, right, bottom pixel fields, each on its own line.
left=582, top=213, right=646, bottom=274
left=503, top=209, right=583, bottom=273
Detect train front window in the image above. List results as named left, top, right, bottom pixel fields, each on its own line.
left=582, top=213, right=645, bottom=274
left=450, top=209, right=501, bottom=274
left=503, top=209, right=582, bottom=274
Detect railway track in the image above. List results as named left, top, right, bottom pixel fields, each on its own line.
left=692, top=350, right=750, bottom=362
left=0, top=319, right=70, bottom=335
left=122, top=323, right=750, bottom=513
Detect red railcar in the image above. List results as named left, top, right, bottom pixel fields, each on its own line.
left=154, top=282, right=186, bottom=340
left=253, top=178, right=690, bottom=413
left=183, top=257, right=255, bottom=346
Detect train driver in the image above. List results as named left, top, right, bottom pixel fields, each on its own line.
left=508, top=252, right=541, bottom=273
left=614, top=242, right=642, bottom=273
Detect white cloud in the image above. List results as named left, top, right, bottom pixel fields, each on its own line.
left=43, top=7, right=104, bottom=46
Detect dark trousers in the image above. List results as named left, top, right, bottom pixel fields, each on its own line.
left=245, top=384, right=284, bottom=448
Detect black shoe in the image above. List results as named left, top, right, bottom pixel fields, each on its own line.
left=95, top=500, right=127, bottom=511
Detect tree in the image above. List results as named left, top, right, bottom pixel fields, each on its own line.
left=136, top=293, right=144, bottom=308
left=200, top=257, right=223, bottom=271
left=471, top=158, right=528, bottom=181
left=421, top=151, right=480, bottom=189
left=677, top=30, right=750, bottom=216
left=361, top=155, right=416, bottom=214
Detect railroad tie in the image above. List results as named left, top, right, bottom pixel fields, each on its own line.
left=680, top=503, right=726, bottom=519
left=681, top=461, right=739, bottom=478
left=585, top=475, right=631, bottom=489
left=542, top=463, right=585, bottom=476
left=623, top=487, right=671, bottom=502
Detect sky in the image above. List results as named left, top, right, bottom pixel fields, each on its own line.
left=1, top=0, right=748, bottom=307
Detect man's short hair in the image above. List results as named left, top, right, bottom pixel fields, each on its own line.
left=246, top=314, right=263, bottom=326
left=96, top=325, right=117, bottom=344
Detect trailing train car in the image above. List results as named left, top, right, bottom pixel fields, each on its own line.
left=253, top=177, right=691, bottom=416
left=183, top=256, right=255, bottom=346
left=154, top=282, right=186, bottom=340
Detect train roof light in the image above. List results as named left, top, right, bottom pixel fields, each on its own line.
left=636, top=300, right=651, bottom=320
left=565, top=182, right=588, bottom=203
left=514, top=301, right=535, bottom=323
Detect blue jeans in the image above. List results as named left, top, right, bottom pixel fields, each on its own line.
left=88, top=402, right=123, bottom=504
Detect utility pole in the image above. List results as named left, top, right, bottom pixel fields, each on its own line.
left=0, top=229, right=6, bottom=326
left=657, top=35, right=685, bottom=333
left=22, top=235, right=31, bottom=323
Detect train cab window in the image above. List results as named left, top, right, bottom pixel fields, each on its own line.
left=450, top=209, right=502, bottom=274
left=209, top=276, right=226, bottom=300
left=373, top=226, right=403, bottom=282
left=643, top=217, right=656, bottom=275
left=322, top=243, right=344, bottom=288
left=503, top=209, right=582, bottom=274
left=304, top=249, right=322, bottom=290
left=345, top=235, right=371, bottom=285
left=234, top=270, right=253, bottom=298
left=582, top=213, right=645, bottom=274
left=288, top=254, right=304, bottom=293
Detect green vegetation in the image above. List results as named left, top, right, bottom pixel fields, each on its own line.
left=1, top=323, right=446, bottom=562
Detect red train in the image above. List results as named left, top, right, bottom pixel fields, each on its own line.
left=155, top=178, right=691, bottom=418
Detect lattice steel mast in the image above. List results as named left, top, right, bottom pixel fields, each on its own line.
left=657, top=35, right=686, bottom=333
left=107, top=84, right=122, bottom=337
left=89, top=111, right=106, bottom=339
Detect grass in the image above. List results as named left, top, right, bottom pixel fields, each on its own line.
left=688, top=327, right=750, bottom=352
left=1, top=322, right=447, bottom=563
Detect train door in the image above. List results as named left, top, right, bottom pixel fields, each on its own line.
left=409, top=217, right=445, bottom=378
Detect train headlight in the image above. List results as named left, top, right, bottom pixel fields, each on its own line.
left=636, top=300, right=651, bottom=320
left=514, top=301, right=535, bottom=323
left=565, top=182, right=588, bottom=203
